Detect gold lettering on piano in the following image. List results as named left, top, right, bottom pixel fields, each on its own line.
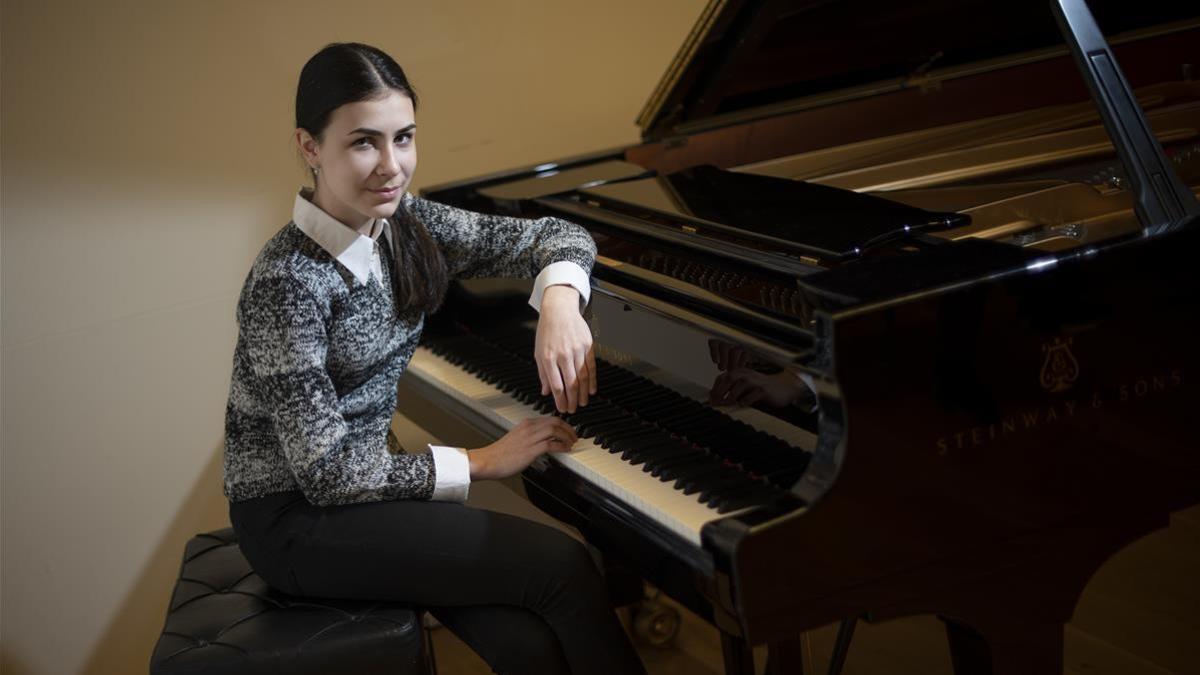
left=1039, top=337, right=1079, bottom=393
left=935, top=369, right=1185, bottom=455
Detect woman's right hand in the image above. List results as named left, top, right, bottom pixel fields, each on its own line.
left=468, top=417, right=578, bottom=481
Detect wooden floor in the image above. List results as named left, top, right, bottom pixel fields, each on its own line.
left=392, top=417, right=1200, bottom=675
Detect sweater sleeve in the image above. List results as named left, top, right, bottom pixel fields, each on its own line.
left=407, top=194, right=597, bottom=281
left=240, top=273, right=436, bottom=506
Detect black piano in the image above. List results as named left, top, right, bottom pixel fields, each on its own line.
left=397, top=1, right=1200, bottom=672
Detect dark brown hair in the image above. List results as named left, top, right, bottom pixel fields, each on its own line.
left=296, top=42, right=448, bottom=314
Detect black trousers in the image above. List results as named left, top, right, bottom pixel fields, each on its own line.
left=229, top=491, right=647, bottom=675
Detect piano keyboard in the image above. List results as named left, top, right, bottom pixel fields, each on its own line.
left=405, top=331, right=812, bottom=547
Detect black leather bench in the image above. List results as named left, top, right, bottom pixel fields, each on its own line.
left=150, top=528, right=435, bottom=675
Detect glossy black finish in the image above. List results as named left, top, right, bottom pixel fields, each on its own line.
left=639, top=0, right=1196, bottom=139
left=478, top=160, right=651, bottom=204
left=726, top=219, right=1200, bottom=648
left=580, top=165, right=966, bottom=259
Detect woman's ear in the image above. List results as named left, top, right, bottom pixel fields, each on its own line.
left=295, top=128, right=320, bottom=169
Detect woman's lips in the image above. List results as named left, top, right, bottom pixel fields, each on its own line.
left=370, top=186, right=401, bottom=199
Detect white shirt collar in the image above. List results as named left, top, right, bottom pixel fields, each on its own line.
left=292, top=188, right=391, bottom=285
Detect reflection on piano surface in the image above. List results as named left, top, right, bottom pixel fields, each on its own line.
left=400, top=1, right=1200, bottom=672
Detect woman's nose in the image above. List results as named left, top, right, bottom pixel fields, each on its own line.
left=378, top=146, right=400, bottom=176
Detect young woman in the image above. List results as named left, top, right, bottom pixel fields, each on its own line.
left=223, top=42, right=646, bottom=675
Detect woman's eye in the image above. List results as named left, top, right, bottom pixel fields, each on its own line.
left=352, top=137, right=373, bottom=148
left=395, top=133, right=413, bottom=146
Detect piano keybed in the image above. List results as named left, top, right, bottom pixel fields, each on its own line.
left=407, top=328, right=812, bottom=546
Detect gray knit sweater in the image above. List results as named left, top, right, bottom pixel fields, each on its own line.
left=223, top=192, right=596, bottom=506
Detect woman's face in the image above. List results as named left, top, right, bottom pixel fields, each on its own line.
left=298, top=89, right=417, bottom=230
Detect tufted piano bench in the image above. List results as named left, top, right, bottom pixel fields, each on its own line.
left=149, top=528, right=435, bottom=675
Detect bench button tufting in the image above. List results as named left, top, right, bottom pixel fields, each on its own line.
left=150, top=528, right=432, bottom=674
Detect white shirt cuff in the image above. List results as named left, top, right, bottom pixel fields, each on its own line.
left=429, top=444, right=471, bottom=502
left=528, top=261, right=591, bottom=313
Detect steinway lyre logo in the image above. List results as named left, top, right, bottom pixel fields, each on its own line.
left=1040, top=337, right=1080, bottom=393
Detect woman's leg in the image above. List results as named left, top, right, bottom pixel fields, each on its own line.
left=431, top=604, right=571, bottom=675
left=230, top=493, right=645, bottom=675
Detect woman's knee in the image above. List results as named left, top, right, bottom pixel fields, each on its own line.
left=535, top=529, right=603, bottom=587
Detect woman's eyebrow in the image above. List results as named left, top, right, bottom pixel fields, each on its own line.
left=348, top=124, right=417, bottom=136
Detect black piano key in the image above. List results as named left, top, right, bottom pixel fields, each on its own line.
left=616, top=434, right=676, bottom=456
left=639, top=445, right=698, bottom=472
left=576, top=400, right=625, bottom=417
left=678, top=455, right=725, bottom=473
left=635, top=397, right=693, bottom=416
left=645, top=451, right=709, bottom=477
left=619, top=438, right=678, bottom=464
left=698, top=476, right=761, bottom=506
left=653, top=452, right=722, bottom=478
left=597, top=378, right=647, bottom=395
left=585, top=419, right=641, bottom=437
left=612, top=389, right=673, bottom=409
left=765, top=465, right=809, bottom=488
left=656, top=409, right=714, bottom=427
left=677, top=466, right=740, bottom=495
left=575, top=414, right=631, bottom=437
left=704, top=475, right=770, bottom=502
left=598, top=428, right=663, bottom=449
left=569, top=409, right=627, bottom=428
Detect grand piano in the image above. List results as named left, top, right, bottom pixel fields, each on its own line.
left=397, top=1, right=1200, bottom=672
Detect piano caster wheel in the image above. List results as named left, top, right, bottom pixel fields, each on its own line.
left=632, top=600, right=681, bottom=647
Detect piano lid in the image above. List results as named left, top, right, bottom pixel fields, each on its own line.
left=638, top=0, right=1199, bottom=140
left=577, top=164, right=967, bottom=260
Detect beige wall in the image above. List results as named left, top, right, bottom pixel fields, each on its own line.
left=0, top=1, right=705, bottom=672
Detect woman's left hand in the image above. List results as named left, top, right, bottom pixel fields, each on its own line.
left=535, top=285, right=596, bottom=413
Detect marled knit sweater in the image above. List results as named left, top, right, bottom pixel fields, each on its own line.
left=223, top=192, right=596, bottom=506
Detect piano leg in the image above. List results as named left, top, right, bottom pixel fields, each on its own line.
left=942, top=616, right=1064, bottom=675
left=943, top=617, right=991, bottom=673
left=827, top=618, right=857, bottom=675
left=720, top=631, right=756, bottom=675
left=760, top=621, right=853, bottom=675
left=901, top=514, right=1170, bottom=675
left=764, top=636, right=806, bottom=675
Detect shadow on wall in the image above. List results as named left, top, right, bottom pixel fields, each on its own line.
left=80, top=444, right=229, bottom=675
left=0, top=653, right=33, bottom=675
